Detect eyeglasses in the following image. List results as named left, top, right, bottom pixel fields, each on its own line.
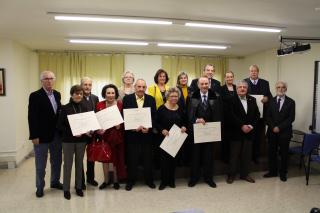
left=42, top=78, right=55, bottom=81
left=276, top=86, right=286, bottom=89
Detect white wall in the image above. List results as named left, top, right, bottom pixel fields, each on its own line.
left=0, top=39, right=38, bottom=167
left=229, top=44, right=320, bottom=132
left=125, top=54, right=162, bottom=87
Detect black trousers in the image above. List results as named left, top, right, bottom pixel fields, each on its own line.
left=229, top=139, right=252, bottom=177
left=267, top=133, right=290, bottom=175
left=190, top=142, right=214, bottom=181
left=160, top=149, right=176, bottom=185
left=126, top=141, right=154, bottom=184
left=82, top=160, right=95, bottom=184
left=252, top=119, right=265, bottom=160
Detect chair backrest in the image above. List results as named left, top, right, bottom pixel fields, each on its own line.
left=302, top=133, right=320, bottom=155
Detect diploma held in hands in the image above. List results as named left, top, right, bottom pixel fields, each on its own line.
left=95, top=105, right=124, bottom=130
left=193, top=122, right=221, bottom=143
left=251, top=95, right=263, bottom=118
left=123, top=107, right=152, bottom=130
left=160, top=124, right=188, bottom=158
left=67, top=111, right=100, bottom=136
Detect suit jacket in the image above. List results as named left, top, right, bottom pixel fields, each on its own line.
left=244, top=78, right=272, bottom=118
left=188, top=89, right=222, bottom=130
left=190, top=78, right=221, bottom=96
left=57, top=100, right=89, bottom=143
left=227, top=95, right=260, bottom=140
left=28, top=88, right=61, bottom=143
left=122, top=93, right=157, bottom=143
left=266, top=96, right=295, bottom=139
left=82, top=94, right=99, bottom=112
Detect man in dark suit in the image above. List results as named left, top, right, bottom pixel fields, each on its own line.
left=80, top=77, right=99, bottom=188
left=190, top=64, right=221, bottom=96
left=264, top=81, right=295, bottom=182
left=226, top=80, right=260, bottom=184
left=244, top=64, right=272, bottom=163
left=28, top=71, right=63, bottom=198
left=188, top=77, right=222, bottom=188
left=123, top=79, right=157, bottom=191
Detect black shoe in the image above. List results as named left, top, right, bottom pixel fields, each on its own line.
left=205, top=180, right=217, bottom=188
left=168, top=182, right=176, bottom=188
left=125, top=183, right=133, bottom=191
left=76, top=189, right=84, bottom=197
left=36, top=188, right=44, bottom=198
left=87, top=179, right=98, bottom=186
left=188, top=180, right=197, bottom=187
left=113, top=182, right=120, bottom=190
left=82, top=183, right=86, bottom=190
left=226, top=175, right=235, bottom=184
left=99, top=182, right=108, bottom=190
left=253, top=158, right=260, bottom=165
left=263, top=172, right=278, bottom=178
left=280, top=175, right=287, bottom=182
left=240, top=176, right=255, bottom=183
left=50, top=182, right=63, bottom=190
left=158, top=183, right=166, bottom=190
left=64, top=191, right=71, bottom=200
left=146, top=182, right=156, bottom=189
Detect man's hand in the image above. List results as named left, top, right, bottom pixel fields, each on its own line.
left=241, top=125, right=252, bottom=133
left=181, top=126, right=187, bottom=133
left=141, top=127, right=149, bottom=134
left=162, top=129, right=169, bottom=136
left=196, top=118, right=206, bottom=125
left=273, top=127, right=280, bottom=133
left=32, top=138, right=39, bottom=145
left=261, top=96, right=269, bottom=103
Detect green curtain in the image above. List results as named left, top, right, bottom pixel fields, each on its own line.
left=162, top=55, right=228, bottom=87
left=38, top=52, right=124, bottom=103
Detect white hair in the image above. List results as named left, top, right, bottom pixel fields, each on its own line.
left=80, top=76, right=92, bottom=85
left=40, top=71, right=55, bottom=80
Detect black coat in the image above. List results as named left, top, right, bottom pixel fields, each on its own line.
left=57, top=100, right=89, bottom=143
left=28, top=88, right=61, bottom=143
left=244, top=78, right=272, bottom=118
left=122, top=93, right=157, bottom=143
left=266, top=96, right=295, bottom=139
left=190, top=78, right=221, bottom=96
left=188, top=89, right=222, bottom=129
left=227, top=95, right=260, bottom=140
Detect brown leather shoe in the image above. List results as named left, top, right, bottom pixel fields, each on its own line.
left=240, top=176, right=255, bottom=183
left=226, top=175, right=235, bottom=184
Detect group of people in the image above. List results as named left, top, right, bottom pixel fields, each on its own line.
left=28, top=64, right=295, bottom=200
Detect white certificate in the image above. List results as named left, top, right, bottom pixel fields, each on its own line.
left=123, top=107, right=152, bottom=130
left=67, top=111, right=101, bottom=136
left=95, top=105, right=124, bottom=130
left=160, top=124, right=188, bottom=158
left=251, top=95, right=263, bottom=118
left=193, top=122, right=221, bottom=143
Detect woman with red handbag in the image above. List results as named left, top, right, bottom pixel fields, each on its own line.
left=57, top=85, right=89, bottom=200
left=96, top=84, right=127, bottom=190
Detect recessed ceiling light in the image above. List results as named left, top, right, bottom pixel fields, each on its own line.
left=55, top=15, right=172, bottom=25
left=185, top=22, right=281, bottom=33
left=69, top=39, right=149, bottom=46
left=157, top=42, right=227, bottom=49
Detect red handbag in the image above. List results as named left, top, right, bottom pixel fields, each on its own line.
left=87, top=135, right=112, bottom=163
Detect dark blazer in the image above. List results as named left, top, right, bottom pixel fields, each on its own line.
left=177, top=86, right=191, bottom=113
left=220, top=84, right=237, bottom=133
left=123, top=93, right=157, bottom=143
left=227, top=95, right=260, bottom=140
left=82, top=94, right=99, bottom=112
left=28, top=88, right=61, bottom=143
left=188, top=89, right=222, bottom=129
left=220, top=84, right=236, bottom=100
left=266, top=96, right=295, bottom=139
left=244, top=78, right=272, bottom=118
left=190, top=78, right=221, bottom=96
left=57, top=101, right=89, bottom=143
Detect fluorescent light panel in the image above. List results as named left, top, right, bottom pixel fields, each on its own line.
left=69, top=39, right=149, bottom=46
left=55, top=15, right=172, bottom=25
left=185, top=22, right=281, bottom=33
left=158, top=42, right=227, bottom=49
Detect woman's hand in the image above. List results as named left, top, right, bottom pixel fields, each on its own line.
left=181, top=126, right=187, bottom=133
left=162, top=129, right=169, bottom=136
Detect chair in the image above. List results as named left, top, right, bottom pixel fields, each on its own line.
left=289, top=130, right=306, bottom=168
left=302, top=133, right=320, bottom=185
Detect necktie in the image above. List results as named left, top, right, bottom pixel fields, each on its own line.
left=277, top=98, right=281, bottom=111
left=202, top=95, right=208, bottom=109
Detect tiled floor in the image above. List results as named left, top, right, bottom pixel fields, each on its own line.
left=0, top=156, right=319, bottom=213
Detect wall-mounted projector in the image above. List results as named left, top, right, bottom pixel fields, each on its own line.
left=277, top=42, right=311, bottom=56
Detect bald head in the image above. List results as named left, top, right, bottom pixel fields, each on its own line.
left=198, top=77, right=209, bottom=93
